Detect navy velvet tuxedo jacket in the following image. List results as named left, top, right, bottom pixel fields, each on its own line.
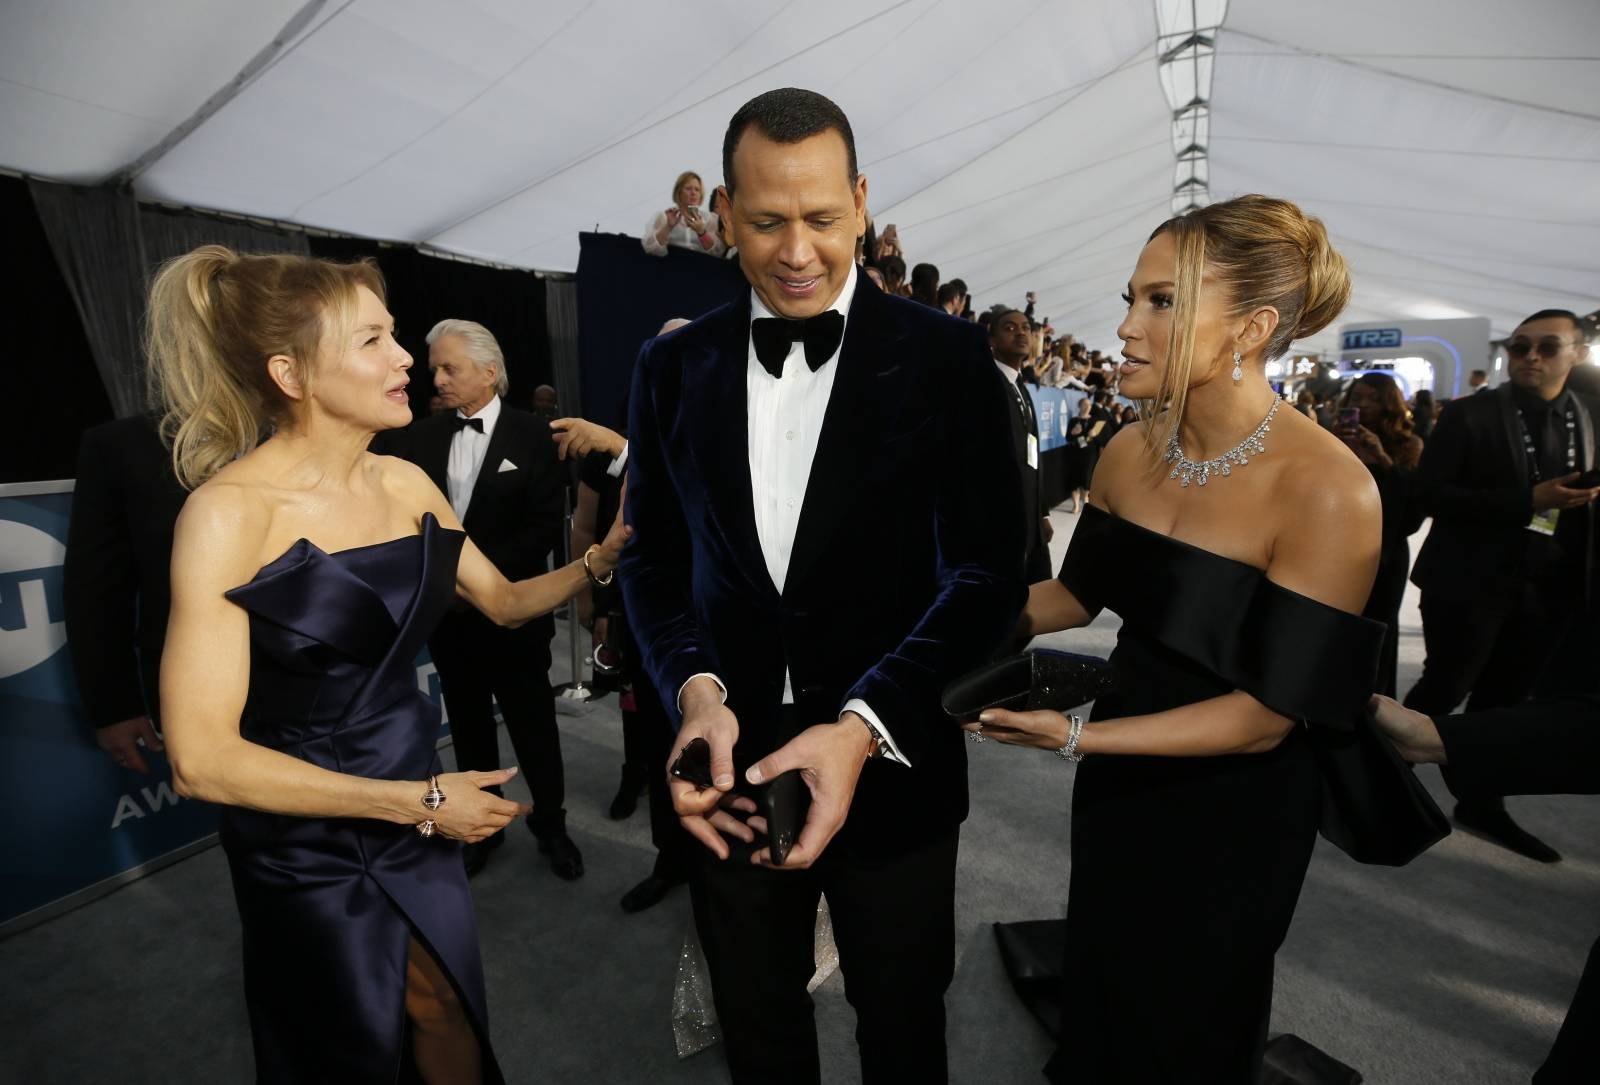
left=619, top=275, right=1027, bottom=848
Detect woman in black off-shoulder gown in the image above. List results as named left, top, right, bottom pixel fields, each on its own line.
left=965, top=196, right=1402, bottom=1083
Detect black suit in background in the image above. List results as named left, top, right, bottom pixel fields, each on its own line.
left=63, top=415, right=188, bottom=729
left=999, top=364, right=1052, bottom=584
left=1405, top=384, right=1600, bottom=719
left=1429, top=697, right=1600, bottom=1083
left=372, top=401, right=568, bottom=836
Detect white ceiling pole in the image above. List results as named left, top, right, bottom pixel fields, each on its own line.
left=107, top=0, right=334, bottom=187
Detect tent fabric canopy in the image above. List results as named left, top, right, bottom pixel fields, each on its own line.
left=2, top=0, right=1596, bottom=352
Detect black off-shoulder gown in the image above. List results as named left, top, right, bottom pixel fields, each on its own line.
left=1045, top=505, right=1384, bottom=1084
left=220, top=514, right=504, bottom=1084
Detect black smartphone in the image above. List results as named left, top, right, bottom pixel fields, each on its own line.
left=669, top=737, right=714, bottom=790
left=1567, top=469, right=1600, bottom=489
left=761, top=771, right=811, bottom=866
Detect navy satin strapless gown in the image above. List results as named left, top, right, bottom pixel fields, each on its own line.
left=221, top=513, right=504, bottom=1083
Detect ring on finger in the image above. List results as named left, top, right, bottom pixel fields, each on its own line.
left=967, top=731, right=986, bottom=744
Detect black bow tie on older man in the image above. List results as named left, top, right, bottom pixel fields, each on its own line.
left=751, top=309, right=845, bottom=379
left=450, top=414, right=484, bottom=433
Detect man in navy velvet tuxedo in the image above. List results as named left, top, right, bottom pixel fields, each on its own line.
left=619, top=88, right=1026, bottom=1084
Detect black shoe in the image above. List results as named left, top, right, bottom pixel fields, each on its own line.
left=1453, top=803, right=1562, bottom=863
left=530, top=824, right=585, bottom=880
left=462, top=827, right=506, bottom=878
left=608, top=765, right=647, bottom=821
left=620, top=871, right=684, bottom=914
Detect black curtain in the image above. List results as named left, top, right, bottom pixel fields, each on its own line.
left=308, top=237, right=551, bottom=416
left=28, top=180, right=148, bottom=419
left=575, top=232, right=745, bottom=431
left=138, top=203, right=309, bottom=277
left=546, top=278, right=581, bottom=419
left=1, top=176, right=114, bottom=483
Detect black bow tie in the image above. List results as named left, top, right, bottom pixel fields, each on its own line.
left=751, top=309, right=845, bottom=379
left=451, top=415, right=484, bottom=433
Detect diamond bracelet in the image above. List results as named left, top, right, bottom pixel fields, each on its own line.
left=1054, top=714, right=1085, bottom=763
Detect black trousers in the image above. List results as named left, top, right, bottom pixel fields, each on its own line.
left=689, top=802, right=959, bottom=1085
left=1404, top=589, right=1575, bottom=805
left=621, top=653, right=690, bottom=878
left=429, top=608, right=564, bottom=834
left=1536, top=933, right=1600, bottom=1083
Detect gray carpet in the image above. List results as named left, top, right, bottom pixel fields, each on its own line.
left=2, top=511, right=1595, bottom=1084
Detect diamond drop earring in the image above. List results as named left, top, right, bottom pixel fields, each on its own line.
left=1231, top=351, right=1244, bottom=384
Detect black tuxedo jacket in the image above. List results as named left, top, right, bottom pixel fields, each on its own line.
left=619, top=276, right=1027, bottom=851
left=1410, top=383, right=1599, bottom=613
left=371, top=401, right=565, bottom=584
left=1000, top=367, right=1051, bottom=583
left=63, top=415, right=188, bottom=727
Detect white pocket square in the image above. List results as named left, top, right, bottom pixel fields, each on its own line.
left=497, top=458, right=518, bottom=473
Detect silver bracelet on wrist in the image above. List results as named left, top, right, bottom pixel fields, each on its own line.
left=417, top=774, right=446, bottom=837
left=1054, top=714, right=1085, bottom=763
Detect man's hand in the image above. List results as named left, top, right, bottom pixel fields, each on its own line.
left=744, top=713, right=876, bottom=870
left=97, top=715, right=164, bottom=775
left=1532, top=472, right=1600, bottom=512
left=550, top=417, right=625, bottom=462
left=1368, top=695, right=1447, bottom=764
left=669, top=677, right=754, bottom=859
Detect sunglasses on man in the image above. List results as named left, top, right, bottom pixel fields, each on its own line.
left=1507, top=337, right=1580, bottom=359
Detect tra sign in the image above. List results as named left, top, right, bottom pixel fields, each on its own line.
left=1343, top=328, right=1403, bottom=350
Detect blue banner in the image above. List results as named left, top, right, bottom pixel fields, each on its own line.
left=0, top=485, right=449, bottom=932
left=1027, top=386, right=1089, bottom=452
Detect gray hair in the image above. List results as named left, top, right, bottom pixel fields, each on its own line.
left=426, top=318, right=508, bottom=396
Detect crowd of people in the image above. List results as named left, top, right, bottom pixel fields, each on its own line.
left=54, top=84, right=1597, bottom=1085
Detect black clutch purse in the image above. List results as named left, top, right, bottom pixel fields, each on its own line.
left=941, top=650, right=1117, bottom=721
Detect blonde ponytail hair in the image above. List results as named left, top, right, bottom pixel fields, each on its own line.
left=145, top=245, right=385, bottom=489
left=1141, top=194, right=1351, bottom=467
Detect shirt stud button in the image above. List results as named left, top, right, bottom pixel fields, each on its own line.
left=786, top=430, right=797, bottom=441
left=787, top=498, right=797, bottom=508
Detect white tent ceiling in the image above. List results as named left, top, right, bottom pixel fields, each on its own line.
left=2, top=0, right=1596, bottom=353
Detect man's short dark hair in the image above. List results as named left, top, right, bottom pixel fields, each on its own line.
left=936, top=282, right=962, bottom=307
left=1470, top=369, right=1487, bottom=380
left=1517, top=309, right=1587, bottom=340
left=947, top=278, right=967, bottom=296
left=910, top=262, right=940, bottom=292
left=723, top=88, right=858, bottom=196
left=989, top=307, right=1026, bottom=336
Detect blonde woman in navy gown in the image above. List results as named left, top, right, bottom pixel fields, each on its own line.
left=967, top=196, right=1384, bottom=1083
left=150, top=247, right=629, bottom=1084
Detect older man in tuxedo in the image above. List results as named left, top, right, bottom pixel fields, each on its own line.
left=620, top=88, right=1025, bottom=1084
left=372, top=320, right=574, bottom=879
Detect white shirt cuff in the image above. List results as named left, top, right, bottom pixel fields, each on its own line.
left=677, top=672, right=727, bottom=715
left=841, top=699, right=911, bottom=767
left=607, top=443, right=630, bottom=478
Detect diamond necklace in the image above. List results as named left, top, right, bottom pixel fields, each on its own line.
left=1166, top=398, right=1281, bottom=488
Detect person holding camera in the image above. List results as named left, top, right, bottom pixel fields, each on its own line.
left=642, top=171, right=726, bottom=257
left=1337, top=372, right=1424, bottom=697
left=1403, top=309, right=1597, bottom=862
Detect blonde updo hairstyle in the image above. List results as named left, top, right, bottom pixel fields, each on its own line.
left=146, top=245, right=385, bottom=489
left=1141, top=194, right=1351, bottom=466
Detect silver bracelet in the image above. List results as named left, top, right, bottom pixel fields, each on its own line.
left=1054, top=714, right=1085, bottom=763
